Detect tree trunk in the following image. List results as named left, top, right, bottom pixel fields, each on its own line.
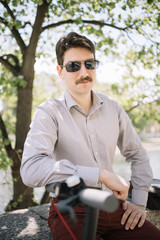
left=6, top=72, right=36, bottom=210
left=5, top=145, right=36, bottom=211
left=15, top=86, right=33, bottom=150
left=4, top=0, right=51, bottom=210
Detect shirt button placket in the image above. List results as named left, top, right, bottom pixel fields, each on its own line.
left=91, top=132, right=98, bottom=161
left=87, top=116, right=99, bottom=162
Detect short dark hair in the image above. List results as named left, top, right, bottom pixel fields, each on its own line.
left=56, top=32, right=96, bottom=65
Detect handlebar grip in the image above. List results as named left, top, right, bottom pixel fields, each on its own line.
left=79, top=189, right=119, bottom=213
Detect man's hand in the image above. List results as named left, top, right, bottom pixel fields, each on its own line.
left=98, top=169, right=130, bottom=201
left=121, top=201, right=146, bottom=230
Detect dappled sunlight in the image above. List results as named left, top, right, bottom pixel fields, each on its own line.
left=17, top=216, right=39, bottom=237
left=0, top=207, right=51, bottom=239
left=9, top=209, right=28, bottom=215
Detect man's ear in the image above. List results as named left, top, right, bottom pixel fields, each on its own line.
left=57, top=65, right=63, bottom=79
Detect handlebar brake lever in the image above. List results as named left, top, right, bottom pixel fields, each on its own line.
left=57, top=194, right=81, bottom=224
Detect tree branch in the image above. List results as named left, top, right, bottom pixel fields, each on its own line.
left=21, top=21, right=32, bottom=29
left=126, top=98, right=160, bottom=113
left=0, top=0, right=16, bottom=20
left=126, top=103, right=140, bottom=113
left=0, top=13, right=26, bottom=55
left=125, top=30, right=142, bottom=48
left=0, top=56, right=21, bottom=76
left=42, top=19, right=134, bottom=32
left=0, top=114, right=21, bottom=161
left=0, top=114, right=13, bottom=153
left=0, top=16, right=8, bottom=25
left=135, top=25, right=159, bottom=45
left=28, top=0, right=51, bottom=55
left=2, top=54, right=20, bottom=67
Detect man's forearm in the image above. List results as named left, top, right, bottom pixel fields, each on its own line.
left=98, top=169, right=130, bottom=201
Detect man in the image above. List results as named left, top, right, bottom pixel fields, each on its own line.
left=20, top=32, right=160, bottom=239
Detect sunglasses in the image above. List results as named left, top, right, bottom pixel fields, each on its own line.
left=60, top=59, right=99, bottom=72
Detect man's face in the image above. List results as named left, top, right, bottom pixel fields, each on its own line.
left=57, top=47, right=96, bottom=98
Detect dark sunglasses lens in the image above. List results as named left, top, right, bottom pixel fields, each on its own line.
left=85, top=60, right=99, bottom=70
left=66, top=62, right=81, bottom=72
left=65, top=60, right=99, bottom=72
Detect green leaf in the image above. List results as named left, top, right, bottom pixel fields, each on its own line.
left=15, top=20, right=22, bottom=30
left=147, top=0, right=153, bottom=4
left=158, top=15, right=160, bottom=26
left=122, top=5, right=127, bottom=11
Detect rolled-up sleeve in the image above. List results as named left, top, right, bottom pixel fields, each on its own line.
left=117, top=105, right=153, bottom=206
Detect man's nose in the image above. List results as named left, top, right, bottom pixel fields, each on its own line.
left=79, top=63, right=88, bottom=77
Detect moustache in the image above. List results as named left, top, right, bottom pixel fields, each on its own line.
left=75, top=76, right=92, bottom=85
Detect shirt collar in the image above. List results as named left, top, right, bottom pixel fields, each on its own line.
left=64, top=90, right=79, bottom=109
left=64, top=89, right=103, bottom=111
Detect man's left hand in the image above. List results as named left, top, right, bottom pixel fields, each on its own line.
left=121, top=201, right=146, bottom=230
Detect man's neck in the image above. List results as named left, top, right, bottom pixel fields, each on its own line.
left=69, top=91, right=93, bottom=115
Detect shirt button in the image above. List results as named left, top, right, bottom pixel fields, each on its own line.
left=91, top=134, right=94, bottom=138
left=95, top=152, right=98, bottom=155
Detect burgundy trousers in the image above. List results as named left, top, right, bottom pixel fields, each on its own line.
left=48, top=198, right=160, bottom=240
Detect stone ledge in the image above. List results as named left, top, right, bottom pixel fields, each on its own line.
left=0, top=204, right=52, bottom=240
left=0, top=204, right=159, bottom=240
left=146, top=210, right=160, bottom=229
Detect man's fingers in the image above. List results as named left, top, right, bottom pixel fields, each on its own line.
left=121, top=207, right=132, bottom=226
left=138, top=213, right=146, bottom=228
left=113, top=191, right=128, bottom=201
left=123, top=212, right=137, bottom=230
left=130, top=212, right=146, bottom=230
left=130, top=213, right=142, bottom=230
left=121, top=202, right=146, bottom=230
left=122, top=201, right=128, bottom=210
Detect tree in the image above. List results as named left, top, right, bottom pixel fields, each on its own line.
left=0, top=0, right=159, bottom=210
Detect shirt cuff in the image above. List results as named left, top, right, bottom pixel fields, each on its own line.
left=131, top=189, right=148, bottom=206
left=77, top=165, right=100, bottom=187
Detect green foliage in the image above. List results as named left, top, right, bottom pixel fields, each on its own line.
left=33, top=72, right=56, bottom=109
left=128, top=103, right=160, bottom=133
left=0, top=65, right=17, bottom=142
left=0, top=150, right=12, bottom=170
left=0, top=133, right=12, bottom=170
left=32, top=72, right=65, bottom=113
left=6, top=193, right=38, bottom=211
left=1, top=0, right=159, bottom=63
left=94, top=80, right=160, bottom=133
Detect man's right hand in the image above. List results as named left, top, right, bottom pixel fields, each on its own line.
left=98, top=169, right=130, bottom=201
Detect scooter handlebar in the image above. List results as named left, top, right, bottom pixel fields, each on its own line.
left=79, top=188, right=119, bottom=213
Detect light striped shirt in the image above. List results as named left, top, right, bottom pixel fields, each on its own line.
left=20, top=90, right=152, bottom=206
